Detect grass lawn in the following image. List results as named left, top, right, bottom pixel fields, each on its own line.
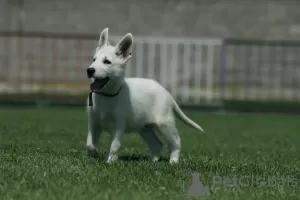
left=0, top=106, right=299, bottom=200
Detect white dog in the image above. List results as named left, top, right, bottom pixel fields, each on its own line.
left=86, top=28, right=205, bottom=164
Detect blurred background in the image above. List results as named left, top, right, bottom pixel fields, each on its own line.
left=1, top=0, right=300, bottom=113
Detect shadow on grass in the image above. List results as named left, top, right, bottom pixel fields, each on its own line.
left=120, top=154, right=169, bottom=163
left=119, top=154, right=149, bottom=162
left=1, top=144, right=170, bottom=163
left=91, top=153, right=169, bottom=163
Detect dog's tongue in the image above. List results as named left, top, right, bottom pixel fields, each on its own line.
left=89, top=78, right=109, bottom=106
left=89, top=80, right=103, bottom=106
left=90, top=79, right=104, bottom=92
left=90, top=81, right=100, bottom=92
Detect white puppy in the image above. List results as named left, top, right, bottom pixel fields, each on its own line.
left=86, top=28, right=205, bottom=164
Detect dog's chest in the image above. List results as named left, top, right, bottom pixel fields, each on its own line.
left=93, top=98, right=123, bottom=122
left=94, top=107, right=118, bottom=130
left=95, top=103, right=118, bottom=120
left=98, top=111, right=115, bottom=127
left=91, top=92, right=153, bottom=131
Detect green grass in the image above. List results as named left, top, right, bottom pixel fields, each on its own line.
left=0, top=106, right=300, bottom=200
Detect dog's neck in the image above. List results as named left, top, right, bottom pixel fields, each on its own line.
left=99, top=76, right=124, bottom=96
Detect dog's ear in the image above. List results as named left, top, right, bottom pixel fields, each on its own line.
left=115, top=33, right=133, bottom=62
left=98, top=28, right=109, bottom=48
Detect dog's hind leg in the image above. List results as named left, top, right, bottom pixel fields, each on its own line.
left=156, top=122, right=181, bottom=164
left=86, top=110, right=102, bottom=159
left=139, top=124, right=163, bottom=162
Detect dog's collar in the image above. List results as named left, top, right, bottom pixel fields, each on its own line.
left=88, top=85, right=123, bottom=107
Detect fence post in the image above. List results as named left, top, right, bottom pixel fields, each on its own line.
left=220, top=42, right=227, bottom=101
left=205, top=44, right=215, bottom=104
left=2, top=0, right=12, bottom=82
left=18, top=0, right=25, bottom=32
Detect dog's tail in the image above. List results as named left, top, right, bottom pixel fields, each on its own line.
left=172, top=98, right=205, bottom=133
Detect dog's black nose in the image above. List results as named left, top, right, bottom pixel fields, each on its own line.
left=87, top=68, right=95, bottom=78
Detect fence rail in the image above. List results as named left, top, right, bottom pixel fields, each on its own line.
left=0, top=31, right=300, bottom=105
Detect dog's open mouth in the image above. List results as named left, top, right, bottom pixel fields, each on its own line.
left=90, top=77, right=110, bottom=92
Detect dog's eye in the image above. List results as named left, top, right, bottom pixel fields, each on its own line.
left=92, top=58, right=96, bottom=62
left=103, top=59, right=112, bottom=65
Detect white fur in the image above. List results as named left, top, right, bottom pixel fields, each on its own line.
left=86, top=28, right=205, bottom=164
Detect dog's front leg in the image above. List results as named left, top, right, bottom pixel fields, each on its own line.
left=86, top=110, right=102, bottom=159
left=106, top=121, right=125, bottom=163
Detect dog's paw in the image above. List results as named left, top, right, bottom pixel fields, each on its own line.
left=151, top=156, right=161, bottom=162
left=106, top=155, right=119, bottom=164
left=169, top=159, right=179, bottom=164
left=87, top=146, right=100, bottom=159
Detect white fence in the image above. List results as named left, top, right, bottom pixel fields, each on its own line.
left=2, top=32, right=300, bottom=104
left=0, top=32, right=223, bottom=105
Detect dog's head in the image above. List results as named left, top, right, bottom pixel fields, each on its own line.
left=87, top=28, right=133, bottom=92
